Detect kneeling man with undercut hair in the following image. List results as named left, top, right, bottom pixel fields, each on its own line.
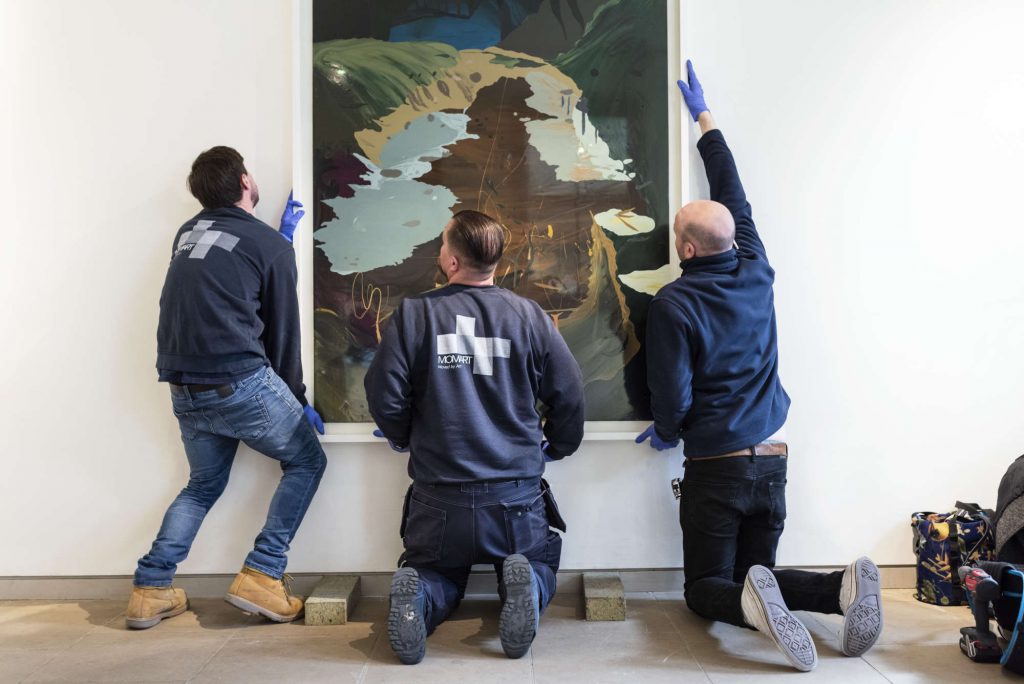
left=366, top=209, right=585, bottom=664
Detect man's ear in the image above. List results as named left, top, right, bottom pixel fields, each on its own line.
left=240, top=173, right=252, bottom=193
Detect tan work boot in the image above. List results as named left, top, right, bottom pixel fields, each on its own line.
left=224, top=566, right=303, bottom=622
left=125, top=586, right=188, bottom=629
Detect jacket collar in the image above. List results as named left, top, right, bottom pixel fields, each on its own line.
left=680, top=248, right=738, bottom=275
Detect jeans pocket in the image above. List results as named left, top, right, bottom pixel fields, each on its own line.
left=403, top=496, right=447, bottom=563
left=680, top=479, right=741, bottom=534
left=265, top=370, right=302, bottom=418
left=503, top=493, right=549, bottom=554
left=215, top=393, right=272, bottom=440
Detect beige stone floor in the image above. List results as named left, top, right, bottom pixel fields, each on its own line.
left=0, top=589, right=1010, bottom=683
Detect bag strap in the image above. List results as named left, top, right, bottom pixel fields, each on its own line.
left=955, top=502, right=997, bottom=560
left=956, top=501, right=995, bottom=517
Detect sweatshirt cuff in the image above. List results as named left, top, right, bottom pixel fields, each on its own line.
left=654, top=424, right=680, bottom=443
left=696, top=128, right=726, bottom=154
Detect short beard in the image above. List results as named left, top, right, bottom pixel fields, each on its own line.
left=435, top=262, right=449, bottom=285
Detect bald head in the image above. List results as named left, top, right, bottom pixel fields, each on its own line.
left=674, top=200, right=735, bottom=261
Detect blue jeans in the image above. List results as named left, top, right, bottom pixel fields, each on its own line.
left=134, top=367, right=327, bottom=587
left=399, top=478, right=563, bottom=633
left=680, top=455, right=842, bottom=627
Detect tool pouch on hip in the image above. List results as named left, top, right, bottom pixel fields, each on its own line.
left=540, top=478, right=567, bottom=533
left=399, top=484, right=413, bottom=538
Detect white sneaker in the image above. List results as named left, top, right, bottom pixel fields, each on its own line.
left=839, top=556, right=883, bottom=656
left=741, top=565, right=818, bottom=672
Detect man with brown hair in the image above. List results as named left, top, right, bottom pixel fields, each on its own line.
left=365, top=209, right=585, bottom=664
left=127, top=146, right=327, bottom=629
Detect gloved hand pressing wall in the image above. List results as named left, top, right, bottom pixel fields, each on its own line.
left=677, top=59, right=709, bottom=122
left=278, top=191, right=305, bottom=243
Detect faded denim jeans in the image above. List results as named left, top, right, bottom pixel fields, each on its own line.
left=134, top=367, right=327, bottom=586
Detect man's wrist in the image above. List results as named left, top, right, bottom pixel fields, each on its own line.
left=697, top=110, right=717, bottom=135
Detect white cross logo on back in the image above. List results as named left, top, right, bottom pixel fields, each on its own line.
left=176, top=219, right=240, bottom=259
left=436, top=315, right=511, bottom=376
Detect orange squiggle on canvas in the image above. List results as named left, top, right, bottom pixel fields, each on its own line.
left=350, top=272, right=388, bottom=343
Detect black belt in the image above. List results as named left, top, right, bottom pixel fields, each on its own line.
left=420, top=477, right=541, bottom=492
left=169, top=383, right=234, bottom=398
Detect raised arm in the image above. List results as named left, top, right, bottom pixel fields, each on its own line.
left=679, top=60, right=767, bottom=260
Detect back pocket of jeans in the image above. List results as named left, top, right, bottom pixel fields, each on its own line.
left=503, top=494, right=549, bottom=554
left=403, top=496, right=447, bottom=563
left=680, top=479, right=741, bottom=534
left=216, top=393, right=271, bottom=440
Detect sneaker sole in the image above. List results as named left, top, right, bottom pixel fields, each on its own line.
left=840, top=557, right=883, bottom=656
left=499, top=554, right=537, bottom=659
left=224, top=594, right=301, bottom=623
left=388, top=568, right=426, bottom=665
left=745, top=566, right=817, bottom=672
left=125, top=600, right=189, bottom=630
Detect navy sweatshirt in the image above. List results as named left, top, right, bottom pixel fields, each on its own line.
left=156, top=206, right=307, bottom=405
left=647, top=129, right=790, bottom=457
left=364, top=284, right=585, bottom=484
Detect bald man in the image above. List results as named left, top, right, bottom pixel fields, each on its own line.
left=635, top=62, right=882, bottom=672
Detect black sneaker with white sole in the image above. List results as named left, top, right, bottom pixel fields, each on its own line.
left=839, top=556, right=883, bottom=656
left=741, top=565, right=818, bottom=672
left=387, top=567, right=427, bottom=665
left=499, top=554, right=540, bottom=659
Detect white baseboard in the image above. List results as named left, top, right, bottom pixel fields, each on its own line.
left=0, top=566, right=916, bottom=600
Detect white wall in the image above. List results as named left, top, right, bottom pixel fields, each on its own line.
left=2, top=0, right=1022, bottom=578
left=683, top=0, right=1024, bottom=565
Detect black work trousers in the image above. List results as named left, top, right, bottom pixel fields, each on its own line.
left=399, top=477, right=564, bottom=633
left=680, top=454, right=843, bottom=627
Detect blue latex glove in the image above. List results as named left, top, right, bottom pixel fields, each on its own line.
left=541, top=440, right=554, bottom=462
left=373, top=428, right=410, bottom=453
left=635, top=424, right=680, bottom=451
left=303, top=405, right=325, bottom=435
left=278, top=191, right=305, bottom=243
left=676, top=59, right=708, bottom=122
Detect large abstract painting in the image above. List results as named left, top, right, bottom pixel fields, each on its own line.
left=312, top=0, right=669, bottom=422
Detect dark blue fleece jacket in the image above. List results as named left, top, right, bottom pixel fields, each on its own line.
left=647, top=129, right=790, bottom=457
left=364, top=284, right=585, bottom=484
left=156, top=206, right=307, bottom=405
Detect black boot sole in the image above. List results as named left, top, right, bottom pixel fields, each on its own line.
left=499, top=554, right=537, bottom=659
left=388, top=568, right=427, bottom=665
